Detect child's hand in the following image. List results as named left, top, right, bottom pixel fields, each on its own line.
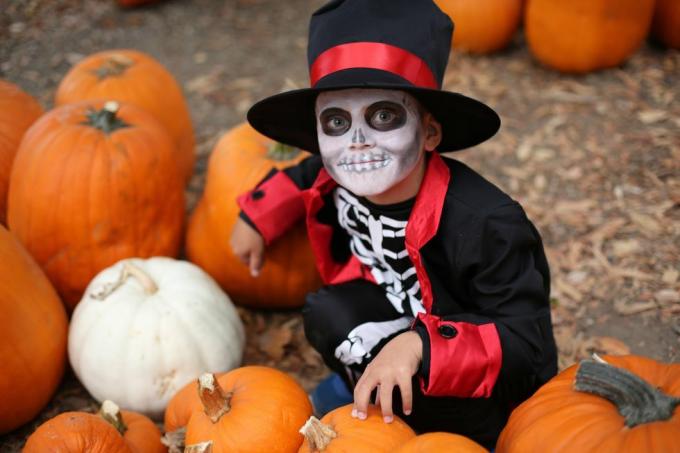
left=230, top=217, right=265, bottom=277
left=352, top=330, right=422, bottom=424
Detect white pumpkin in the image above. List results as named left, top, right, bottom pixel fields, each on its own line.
left=68, top=257, right=245, bottom=419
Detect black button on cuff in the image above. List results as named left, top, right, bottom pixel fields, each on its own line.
left=438, top=324, right=457, bottom=339
left=252, top=190, right=265, bottom=200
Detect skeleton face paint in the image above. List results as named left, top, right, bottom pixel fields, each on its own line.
left=315, top=89, right=425, bottom=197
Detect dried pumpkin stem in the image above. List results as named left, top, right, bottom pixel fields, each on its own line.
left=574, top=360, right=680, bottom=428
left=94, top=53, right=134, bottom=79
left=184, top=441, right=213, bottom=453
left=299, top=416, right=337, bottom=452
left=198, top=373, right=233, bottom=423
left=267, top=142, right=301, bottom=161
left=84, top=101, right=129, bottom=134
left=161, top=426, right=186, bottom=453
left=98, top=400, right=128, bottom=435
left=92, top=261, right=159, bottom=300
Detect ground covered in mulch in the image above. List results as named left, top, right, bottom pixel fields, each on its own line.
left=1, top=0, right=678, bottom=449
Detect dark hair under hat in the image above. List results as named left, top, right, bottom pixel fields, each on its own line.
left=247, top=0, right=500, bottom=154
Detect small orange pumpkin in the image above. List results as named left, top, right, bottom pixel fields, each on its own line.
left=298, top=405, right=416, bottom=453
left=0, top=225, right=67, bottom=434
left=186, top=123, right=321, bottom=308
left=525, top=0, right=656, bottom=73
left=434, top=0, right=523, bottom=53
left=55, top=49, right=194, bottom=182
left=8, top=100, right=184, bottom=310
left=651, top=0, right=680, bottom=49
left=396, top=432, right=487, bottom=452
left=496, top=355, right=680, bottom=452
left=0, top=80, right=43, bottom=225
left=164, top=367, right=312, bottom=453
left=23, top=400, right=166, bottom=453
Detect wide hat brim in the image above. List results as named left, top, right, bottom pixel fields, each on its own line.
left=247, top=69, right=500, bottom=154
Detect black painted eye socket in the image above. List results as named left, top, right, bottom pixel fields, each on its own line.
left=320, top=108, right=351, bottom=136
left=366, top=101, right=407, bottom=131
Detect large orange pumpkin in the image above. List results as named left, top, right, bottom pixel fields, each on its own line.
left=434, top=0, right=523, bottom=53
left=0, top=225, right=67, bottom=434
left=186, top=123, right=321, bottom=308
left=165, top=367, right=312, bottom=453
left=396, top=432, right=487, bottom=452
left=298, top=404, right=416, bottom=453
left=496, top=355, right=680, bottom=452
left=0, top=80, right=43, bottom=225
left=23, top=400, right=166, bottom=453
left=8, top=100, right=184, bottom=310
left=651, top=0, right=680, bottom=49
left=525, top=0, right=656, bottom=73
left=55, top=49, right=195, bottom=182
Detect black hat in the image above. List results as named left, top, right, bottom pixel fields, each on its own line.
left=247, top=0, right=500, bottom=153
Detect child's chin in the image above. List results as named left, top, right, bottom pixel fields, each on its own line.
left=337, top=173, right=396, bottom=197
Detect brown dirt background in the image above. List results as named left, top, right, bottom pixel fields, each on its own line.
left=1, top=0, right=679, bottom=450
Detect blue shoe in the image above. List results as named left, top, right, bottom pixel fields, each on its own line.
left=310, top=372, right=353, bottom=417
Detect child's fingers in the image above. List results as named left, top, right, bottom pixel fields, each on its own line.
left=352, top=374, right=375, bottom=420
left=398, top=376, right=413, bottom=416
left=379, top=383, right=394, bottom=423
left=249, top=250, right=262, bottom=277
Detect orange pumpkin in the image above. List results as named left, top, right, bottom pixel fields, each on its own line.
left=434, top=0, right=523, bottom=53
left=55, top=49, right=194, bottom=182
left=496, top=355, right=680, bottom=452
left=396, top=432, right=487, bottom=452
left=298, top=404, right=416, bottom=453
left=525, top=0, right=656, bottom=73
left=0, top=225, right=67, bottom=434
left=0, top=80, right=43, bottom=225
left=23, top=400, right=166, bottom=453
left=186, top=123, right=321, bottom=308
left=651, top=0, right=680, bottom=49
left=164, top=367, right=312, bottom=453
left=8, top=100, right=184, bottom=310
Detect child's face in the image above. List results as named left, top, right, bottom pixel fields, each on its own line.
left=315, top=88, right=425, bottom=197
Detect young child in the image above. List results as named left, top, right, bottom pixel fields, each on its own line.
left=230, top=0, right=557, bottom=447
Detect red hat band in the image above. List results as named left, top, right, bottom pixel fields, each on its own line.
left=309, top=42, right=439, bottom=90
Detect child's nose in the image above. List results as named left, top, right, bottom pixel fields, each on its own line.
left=350, top=127, right=373, bottom=150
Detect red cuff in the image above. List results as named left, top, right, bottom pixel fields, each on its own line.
left=237, top=171, right=305, bottom=245
left=417, top=313, right=502, bottom=397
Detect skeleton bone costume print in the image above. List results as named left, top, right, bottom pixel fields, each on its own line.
left=332, top=186, right=425, bottom=367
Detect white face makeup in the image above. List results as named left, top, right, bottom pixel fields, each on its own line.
left=315, top=89, right=425, bottom=197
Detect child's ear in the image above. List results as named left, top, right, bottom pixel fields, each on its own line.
left=423, top=114, right=442, bottom=152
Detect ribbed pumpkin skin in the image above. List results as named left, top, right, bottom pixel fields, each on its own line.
left=0, top=80, right=43, bottom=225
left=397, top=432, right=487, bottom=452
left=164, top=372, right=227, bottom=434
left=8, top=101, right=184, bottom=310
left=434, top=0, right=523, bottom=53
left=23, top=412, right=131, bottom=453
left=525, top=0, right=656, bottom=73
left=120, top=410, right=167, bottom=453
left=186, top=123, right=321, bottom=308
left=55, top=49, right=195, bottom=182
left=0, top=226, right=67, bottom=434
left=298, top=405, right=416, bottom=453
left=496, top=355, right=680, bottom=453
left=652, top=0, right=680, bottom=49
left=182, top=366, right=313, bottom=453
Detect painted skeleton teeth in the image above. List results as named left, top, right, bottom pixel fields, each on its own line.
left=337, top=155, right=391, bottom=173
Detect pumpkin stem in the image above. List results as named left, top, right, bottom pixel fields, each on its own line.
left=184, top=441, right=213, bottom=453
left=574, top=360, right=680, bottom=428
left=84, top=101, right=129, bottom=134
left=267, top=142, right=302, bottom=161
left=299, top=416, right=337, bottom=452
left=94, top=53, right=134, bottom=79
left=198, top=373, right=233, bottom=423
left=161, top=426, right=186, bottom=453
left=98, top=400, right=128, bottom=436
left=92, top=261, right=159, bottom=300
